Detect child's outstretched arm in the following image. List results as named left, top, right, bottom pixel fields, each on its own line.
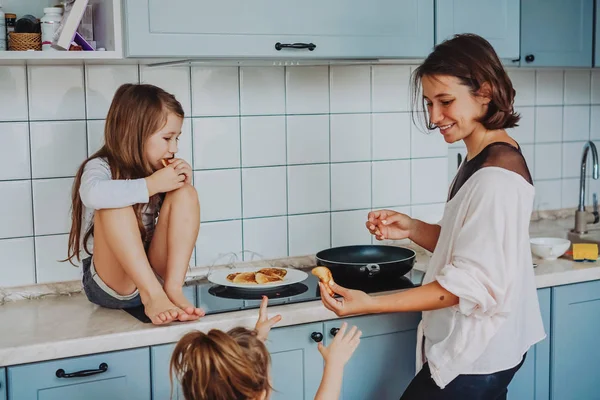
left=255, top=296, right=282, bottom=341
left=314, top=322, right=362, bottom=400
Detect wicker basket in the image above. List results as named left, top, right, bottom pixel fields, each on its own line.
left=8, top=32, right=42, bottom=51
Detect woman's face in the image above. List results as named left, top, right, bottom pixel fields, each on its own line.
left=421, top=74, right=490, bottom=144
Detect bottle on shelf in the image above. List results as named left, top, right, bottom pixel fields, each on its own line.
left=41, top=7, right=63, bottom=51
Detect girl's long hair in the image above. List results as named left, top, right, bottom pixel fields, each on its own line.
left=170, top=328, right=272, bottom=400
left=65, top=83, right=184, bottom=265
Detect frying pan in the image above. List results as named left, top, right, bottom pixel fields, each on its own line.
left=315, top=245, right=416, bottom=281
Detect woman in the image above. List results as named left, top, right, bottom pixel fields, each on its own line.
left=319, top=33, right=545, bottom=399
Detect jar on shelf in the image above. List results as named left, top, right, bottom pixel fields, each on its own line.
left=41, top=7, right=63, bottom=51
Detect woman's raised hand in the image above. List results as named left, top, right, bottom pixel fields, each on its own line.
left=366, top=209, right=415, bottom=241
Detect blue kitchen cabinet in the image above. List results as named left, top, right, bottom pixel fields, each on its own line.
left=267, top=322, right=324, bottom=400
left=435, top=0, right=520, bottom=60
left=551, top=280, right=600, bottom=400
left=507, top=288, right=551, bottom=400
left=7, top=348, right=150, bottom=400
left=0, top=368, right=6, bottom=400
left=596, top=3, right=600, bottom=67
left=520, top=0, right=593, bottom=67
left=323, top=312, right=421, bottom=400
left=123, top=0, right=434, bottom=59
left=151, top=343, right=183, bottom=400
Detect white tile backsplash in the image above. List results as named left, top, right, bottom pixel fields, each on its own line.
left=535, top=107, right=563, bottom=143
left=286, top=115, right=329, bottom=164
left=0, top=122, right=30, bottom=180
left=35, top=234, right=79, bottom=283
left=285, top=66, right=329, bottom=114
left=241, top=116, right=286, bottom=167
left=372, top=113, right=411, bottom=160
left=372, top=65, right=411, bottom=112
left=0, top=66, right=28, bottom=121
left=331, top=162, right=371, bottom=211
left=30, top=121, right=87, bottom=179
left=86, top=120, right=105, bottom=155
left=288, top=213, right=331, bottom=257
left=191, top=67, right=240, bottom=117
left=0, top=237, right=35, bottom=286
left=372, top=160, right=411, bottom=208
left=28, top=66, right=85, bottom=120
left=242, top=216, right=288, bottom=260
left=32, top=178, right=73, bottom=236
left=195, top=219, right=243, bottom=267
left=287, top=164, right=329, bottom=214
left=85, top=65, right=139, bottom=119
left=563, top=106, right=590, bottom=141
left=330, top=66, right=371, bottom=113
left=330, top=114, right=371, bottom=162
left=240, top=67, right=285, bottom=115
left=564, top=70, right=591, bottom=105
left=0, top=65, right=598, bottom=286
left=536, top=70, right=564, bottom=106
left=242, top=167, right=287, bottom=218
left=194, top=169, right=242, bottom=222
left=0, top=180, right=33, bottom=239
left=193, top=117, right=240, bottom=169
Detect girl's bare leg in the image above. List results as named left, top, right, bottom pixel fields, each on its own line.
left=148, top=184, right=204, bottom=318
left=93, top=207, right=192, bottom=324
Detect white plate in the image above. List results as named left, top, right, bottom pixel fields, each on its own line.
left=207, top=267, right=309, bottom=289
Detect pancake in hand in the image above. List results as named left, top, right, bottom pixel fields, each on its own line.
left=311, top=266, right=335, bottom=296
left=255, top=272, right=284, bottom=284
left=258, top=268, right=287, bottom=279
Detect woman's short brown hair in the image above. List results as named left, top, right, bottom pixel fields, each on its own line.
left=411, top=33, right=520, bottom=131
left=170, top=327, right=271, bottom=400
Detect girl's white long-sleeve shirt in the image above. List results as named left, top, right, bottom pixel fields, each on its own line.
left=78, top=157, right=158, bottom=257
left=417, top=167, right=545, bottom=388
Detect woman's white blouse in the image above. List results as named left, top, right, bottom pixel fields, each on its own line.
left=417, top=167, right=546, bottom=388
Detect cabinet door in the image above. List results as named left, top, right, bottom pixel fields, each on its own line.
left=151, top=344, right=183, bottom=400
left=507, top=288, right=551, bottom=400
left=7, top=348, right=150, bottom=400
left=267, top=323, right=324, bottom=400
left=0, top=368, right=6, bottom=400
left=124, top=0, right=434, bottom=59
left=435, top=0, right=519, bottom=59
left=521, top=0, right=593, bottom=67
left=324, top=312, right=421, bottom=400
left=551, top=280, right=600, bottom=400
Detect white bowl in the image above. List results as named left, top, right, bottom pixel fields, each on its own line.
left=530, top=237, right=571, bottom=261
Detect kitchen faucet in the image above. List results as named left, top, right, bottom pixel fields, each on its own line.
left=573, top=141, right=600, bottom=234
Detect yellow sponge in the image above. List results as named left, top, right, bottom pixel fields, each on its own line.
left=572, top=243, right=599, bottom=261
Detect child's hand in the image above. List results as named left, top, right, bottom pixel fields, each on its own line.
left=317, top=322, right=361, bottom=368
left=168, top=158, right=193, bottom=185
left=145, top=163, right=186, bottom=196
left=255, top=296, right=282, bottom=342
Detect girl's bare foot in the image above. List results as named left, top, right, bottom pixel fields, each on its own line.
left=165, top=286, right=205, bottom=320
left=143, top=293, right=190, bottom=325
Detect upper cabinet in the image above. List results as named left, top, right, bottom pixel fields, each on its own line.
left=520, top=0, right=593, bottom=67
left=123, top=0, right=434, bottom=59
left=435, top=0, right=520, bottom=60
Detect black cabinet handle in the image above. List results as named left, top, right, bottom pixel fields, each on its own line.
left=330, top=327, right=340, bottom=337
left=56, top=363, right=108, bottom=378
left=525, top=54, right=535, bottom=63
left=275, top=42, right=316, bottom=51
left=310, top=332, right=324, bottom=342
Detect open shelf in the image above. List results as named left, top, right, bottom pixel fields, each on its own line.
left=0, top=0, right=123, bottom=63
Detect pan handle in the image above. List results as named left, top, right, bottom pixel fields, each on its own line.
left=360, top=263, right=381, bottom=277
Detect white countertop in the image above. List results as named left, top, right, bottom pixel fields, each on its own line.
left=1, top=216, right=599, bottom=368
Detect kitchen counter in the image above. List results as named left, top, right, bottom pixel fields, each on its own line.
left=1, top=216, right=599, bottom=368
